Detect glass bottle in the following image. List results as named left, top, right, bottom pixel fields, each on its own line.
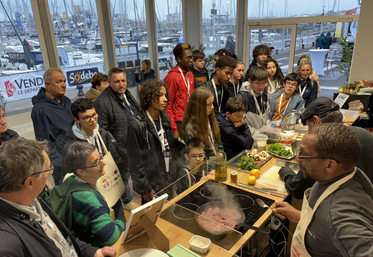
left=215, top=145, right=227, bottom=181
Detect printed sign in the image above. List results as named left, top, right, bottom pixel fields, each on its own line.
left=66, top=67, right=99, bottom=86
left=0, top=64, right=104, bottom=102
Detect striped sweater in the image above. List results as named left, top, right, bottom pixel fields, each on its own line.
left=66, top=175, right=125, bottom=247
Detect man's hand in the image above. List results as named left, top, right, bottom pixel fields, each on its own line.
left=135, top=69, right=139, bottom=74
left=234, top=120, right=246, bottom=128
left=273, top=202, right=301, bottom=223
left=95, top=247, right=116, bottom=257
left=143, top=189, right=155, bottom=202
left=173, top=131, right=180, bottom=140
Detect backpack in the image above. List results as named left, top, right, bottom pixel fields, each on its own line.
left=40, top=181, right=97, bottom=232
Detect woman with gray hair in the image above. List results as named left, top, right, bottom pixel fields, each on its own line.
left=53, top=141, right=125, bottom=247
left=0, top=138, right=116, bottom=257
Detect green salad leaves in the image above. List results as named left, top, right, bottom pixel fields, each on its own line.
left=268, top=143, right=293, bottom=157
left=237, top=156, right=260, bottom=172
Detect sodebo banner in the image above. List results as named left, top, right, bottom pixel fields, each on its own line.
left=0, top=64, right=104, bottom=102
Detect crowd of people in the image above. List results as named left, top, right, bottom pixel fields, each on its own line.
left=1, top=41, right=373, bottom=256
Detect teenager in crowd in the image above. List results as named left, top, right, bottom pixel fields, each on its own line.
left=127, top=79, right=175, bottom=204
left=244, top=44, right=270, bottom=81
left=201, top=55, right=236, bottom=117
left=0, top=105, right=19, bottom=146
left=164, top=43, right=195, bottom=141
left=180, top=87, right=221, bottom=160
left=238, top=66, right=270, bottom=135
left=190, top=50, right=209, bottom=88
left=210, top=48, right=232, bottom=80
left=264, top=58, right=284, bottom=94
left=227, top=59, right=245, bottom=97
left=268, top=73, right=304, bottom=126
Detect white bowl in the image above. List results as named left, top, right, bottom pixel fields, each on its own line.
left=189, top=235, right=211, bottom=254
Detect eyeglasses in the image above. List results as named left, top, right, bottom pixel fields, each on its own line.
left=297, top=147, right=340, bottom=163
left=188, top=153, right=205, bottom=160
left=253, top=81, right=268, bottom=87
left=80, top=113, right=98, bottom=122
left=285, top=81, right=298, bottom=87
left=23, top=164, right=54, bottom=184
left=84, top=154, right=104, bottom=169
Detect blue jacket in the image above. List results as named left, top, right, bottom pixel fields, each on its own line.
left=217, top=113, right=253, bottom=160
left=316, top=33, right=326, bottom=49
left=268, top=87, right=304, bottom=121
left=297, top=78, right=318, bottom=107
left=31, top=88, right=73, bottom=168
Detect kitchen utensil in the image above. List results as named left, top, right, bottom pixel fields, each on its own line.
left=256, top=198, right=272, bottom=210
left=195, top=202, right=245, bottom=238
left=236, top=183, right=287, bottom=198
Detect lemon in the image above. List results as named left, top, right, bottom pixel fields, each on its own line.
left=248, top=175, right=257, bottom=185
left=250, top=169, right=261, bottom=178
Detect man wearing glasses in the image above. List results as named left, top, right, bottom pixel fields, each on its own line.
left=31, top=68, right=73, bottom=184
left=238, top=66, right=270, bottom=135
left=268, top=73, right=304, bottom=127
left=273, top=123, right=373, bottom=257
left=279, top=97, right=373, bottom=198
left=0, top=138, right=116, bottom=257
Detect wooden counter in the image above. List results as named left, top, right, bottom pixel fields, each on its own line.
left=112, top=157, right=289, bottom=256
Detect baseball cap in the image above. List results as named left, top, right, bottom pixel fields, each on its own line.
left=300, top=97, right=340, bottom=125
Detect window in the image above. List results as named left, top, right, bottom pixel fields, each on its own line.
left=247, top=0, right=359, bottom=19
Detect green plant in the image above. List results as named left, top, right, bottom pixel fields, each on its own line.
left=336, top=36, right=353, bottom=82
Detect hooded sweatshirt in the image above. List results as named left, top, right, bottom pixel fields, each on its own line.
left=217, top=113, right=253, bottom=160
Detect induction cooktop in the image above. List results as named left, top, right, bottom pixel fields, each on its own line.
left=160, top=180, right=275, bottom=250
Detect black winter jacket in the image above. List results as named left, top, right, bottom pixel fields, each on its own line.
left=201, top=80, right=230, bottom=118
left=0, top=197, right=98, bottom=257
left=94, top=87, right=140, bottom=173
left=127, top=110, right=175, bottom=195
left=31, top=88, right=73, bottom=168
left=217, top=114, right=253, bottom=160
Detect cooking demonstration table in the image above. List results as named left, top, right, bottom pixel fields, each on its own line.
left=112, top=156, right=290, bottom=256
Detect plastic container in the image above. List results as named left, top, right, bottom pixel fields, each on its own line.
left=253, top=134, right=268, bottom=152
left=259, top=126, right=282, bottom=143
left=189, top=235, right=211, bottom=254
left=279, top=131, right=294, bottom=145
left=215, top=145, right=227, bottom=181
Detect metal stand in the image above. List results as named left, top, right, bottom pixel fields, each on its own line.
left=76, top=85, right=85, bottom=96
left=0, top=89, right=9, bottom=111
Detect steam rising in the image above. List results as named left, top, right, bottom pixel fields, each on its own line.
left=204, top=181, right=240, bottom=209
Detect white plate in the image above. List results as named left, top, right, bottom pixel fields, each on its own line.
left=119, top=248, right=168, bottom=257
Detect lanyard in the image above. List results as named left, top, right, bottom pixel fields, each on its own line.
left=300, top=84, right=307, bottom=97
left=123, top=94, right=134, bottom=115
left=248, top=87, right=264, bottom=119
left=178, top=66, right=190, bottom=97
left=278, top=93, right=292, bottom=118
left=211, top=79, right=224, bottom=113
left=146, top=111, right=167, bottom=153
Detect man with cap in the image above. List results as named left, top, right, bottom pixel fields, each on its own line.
left=279, top=97, right=373, bottom=199
left=273, top=123, right=373, bottom=257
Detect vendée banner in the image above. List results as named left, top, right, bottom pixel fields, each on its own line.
left=0, top=63, right=103, bottom=102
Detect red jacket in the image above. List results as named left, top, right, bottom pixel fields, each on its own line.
left=164, top=66, right=195, bottom=133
